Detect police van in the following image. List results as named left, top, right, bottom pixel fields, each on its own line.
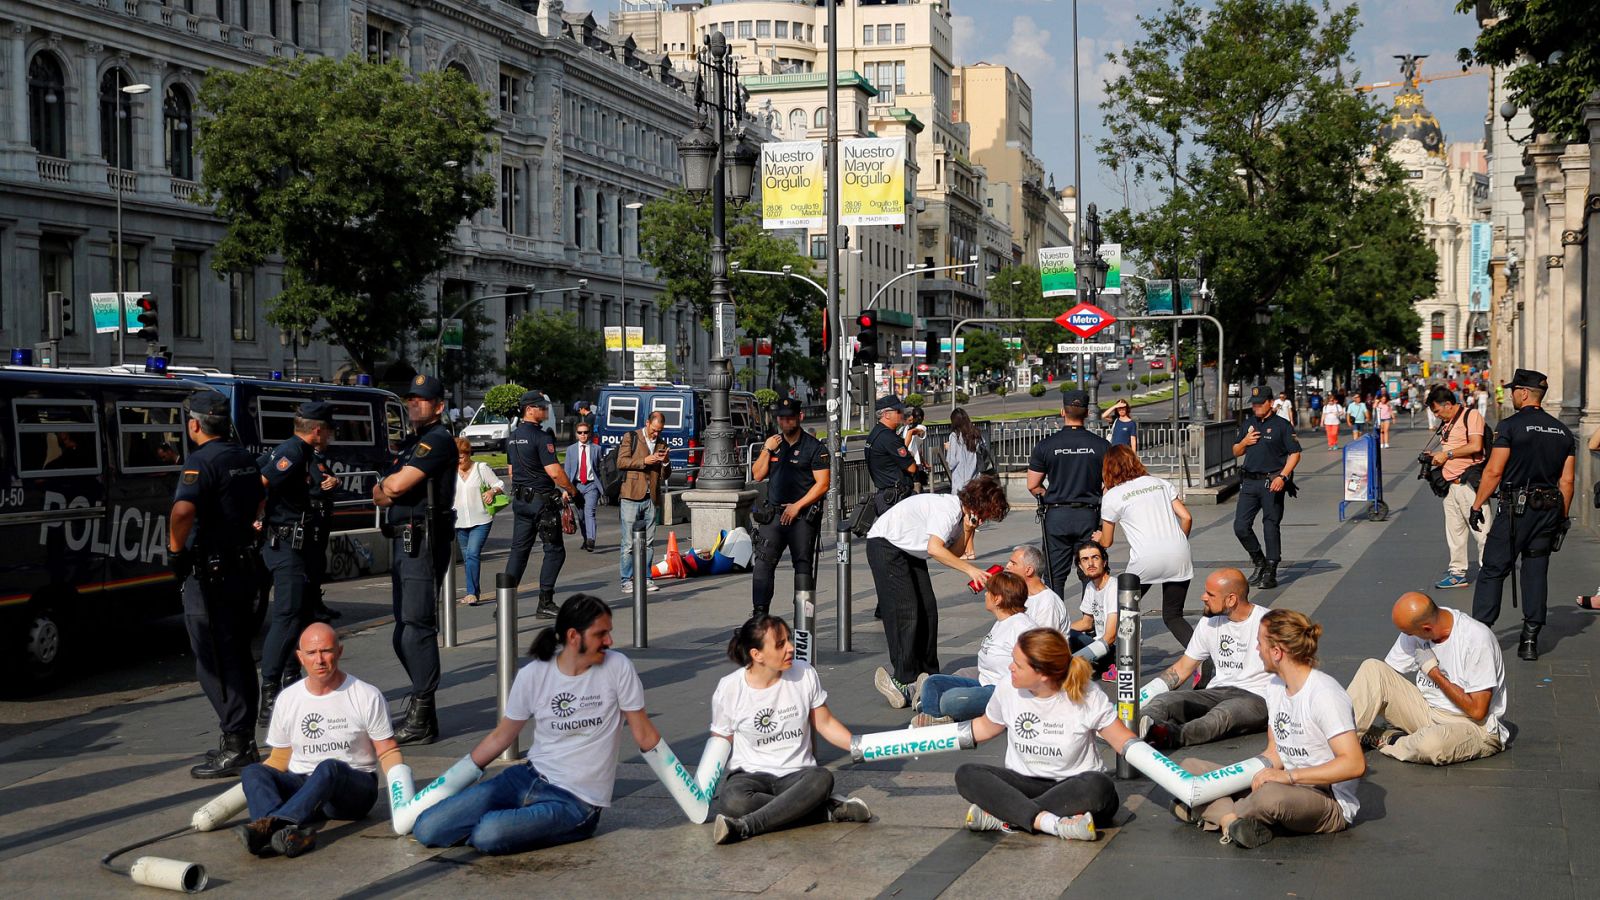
left=594, top=383, right=769, bottom=498
left=0, top=365, right=403, bottom=685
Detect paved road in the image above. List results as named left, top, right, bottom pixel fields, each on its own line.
left=4, top=422, right=1597, bottom=897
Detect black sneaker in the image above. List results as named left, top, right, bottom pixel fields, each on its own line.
left=270, top=823, right=318, bottom=858
left=712, top=814, right=746, bottom=845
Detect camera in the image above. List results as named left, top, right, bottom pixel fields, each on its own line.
left=1415, top=451, right=1434, bottom=480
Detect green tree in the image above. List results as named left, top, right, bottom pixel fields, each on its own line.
left=415, top=302, right=498, bottom=395
left=986, top=265, right=1066, bottom=364
left=504, top=311, right=607, bottom=410
left=1456, top=0, right=1600, bottom=142
left=483, top=383, right=528, bottom=420
left=961, top=329, right=1011, bottom=374
left=197, top=57, right=496, bottom=374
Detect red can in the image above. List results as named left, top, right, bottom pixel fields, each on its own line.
left=969, top=564, right=1004, bottom=593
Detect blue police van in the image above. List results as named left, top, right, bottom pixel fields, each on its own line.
left=594, top=383, right=769, bottom=498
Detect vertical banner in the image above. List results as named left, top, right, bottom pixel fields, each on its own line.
left=839, top=138, right=905, bottom=226
left=1143, top=280, right=1198, bottom=315
left=90, top=293, right=123, bottom=334
left=1468, top=222, right=1491, bottom=312
left=761, top=141, right=826, bottom=229
left=1038, top=246, right=1077, bottom=297
left=441, top=318, right=465, bottom=351
left=1099, top=244, right=1122, bottom=295
left=604, top=326, right=623, bottom=352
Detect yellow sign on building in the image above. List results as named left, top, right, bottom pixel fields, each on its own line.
left=761, top=141, right=826, bottom=229
left=840, top=137, right=905, bottom=226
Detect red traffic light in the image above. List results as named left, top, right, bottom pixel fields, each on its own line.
left=857, top=310, right=877, bottom=328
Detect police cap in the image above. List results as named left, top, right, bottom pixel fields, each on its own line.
left=185, top=390, right=231, bottom=418
left=297, top=400, right=336, bottom=424
left=1060, top=389, right=1089, bottom=409
left=875, top=395, right=907, bottom=414
left=1504, top=369, right=1548, bottom=391
left=519, top=390, right=552, bottom=410
left=405, top=374, right=445, bottom=401
left=1248, top=385, right=1273, bottom=404
left=774, top=397, right=803, bottom=417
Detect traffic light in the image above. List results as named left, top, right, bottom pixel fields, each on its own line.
left=925, top=330, right=940, bottom=360
left=135, top=295, right=159, bottom=342
left=855, top=310, right=879, bottom=365
left=47, top=291, right=69, bottom=340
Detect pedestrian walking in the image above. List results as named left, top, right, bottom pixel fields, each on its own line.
left=945, top=407, right=985, bottom=495
left=617, top=411, right=670, bottom=596
left=1098, top=445, right=1195, bottom=648
left=503, top=390, right=577, bottom=621
left=1347, top=394, right=1369, bottom=440
left=1376, top=395, right=1394, bottom=448
left=453, top=436, right=504, bottom=606
left=1232, top=385, right=1302, bottom=590
left=1424, top=387, right=1490, bottom=590
left=1321, top=395, right=1344, bottom=450
left=749, top=398, right=829, bottom=620
left=564, top=422, right=602, bottom=552
left=1026, top=390, right=1110, bottom=597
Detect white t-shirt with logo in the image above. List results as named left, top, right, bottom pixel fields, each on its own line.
left=1077, top=577, right=1116, bottom=639
left=1185, top=604, right=1272, bottom=696
left=977, top=613, right=1037, bottom=687
left=1382, top=608, right=1508, bottom=742
left=1025, top=587, right=1067, bottom=632
left=866, top=493, right=964, bottom=557
left=985, top=684, right=1116, bottom=780
left=710, top=662, right=827, bottom=776
left=1264, top=671, right=1361, bottom=823
left=504, top=652, right=647, bottom=807
left=1099, top=475, right=1194, bottom=584
left=267, top=675, right=393, bottom=775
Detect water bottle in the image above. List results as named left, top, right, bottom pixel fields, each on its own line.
left=968, top=564, right=1004, bottom=594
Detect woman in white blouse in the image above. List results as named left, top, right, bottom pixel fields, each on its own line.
left=453, top=436, right=504, bottom=605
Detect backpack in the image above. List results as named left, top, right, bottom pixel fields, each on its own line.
left=975, top=437, right=997, bottom=477
left=598, top=433, right=630, bottom=501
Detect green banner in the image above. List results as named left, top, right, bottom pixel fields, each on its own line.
left=1038, top=246, right=1076, bottom=298
left=1144, top=279, right=1198, bottom=315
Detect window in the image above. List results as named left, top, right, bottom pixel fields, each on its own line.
left=775, top=21, right=788, bottom=38
left=895, top=61, right=907, bottom=98
left=862, top=25, right=873, bottom=45
left=229, top=269, right=255, bottom=341
left=573, top=185, right=587, bottom=248
left=365, top=22, right=398, bottom=63
left=810, top=235, right=827, bottom=259
left=738, top=20, right=752, bottom=39
left=290, top=0, right=302, bottom=44
left=215, top=0, right=226, bottom=23
left=596, top=191, right=610, bottom=253
left=15, top=399, right=100, bottom=478
left=651, top=397, right=684, bottom=430
left=877, top=25, right=891, bottom=44
left=386, top=400, right=407, bottom=447
left=40, top=236, right=73, bottom=337
left=756, top=20, right=770, bottom=38
left=895, top=23, right=906, bottom=44
left=329, top=401, right=375, bottom=445
left=268, top=0, right=280, bottom=37
left=498, top=72, right=521, bottom=114
left=719, top=22, right=732, bottom=36
left=164, top=85, right=195, bottom=180
left=256, top=396, right=300, bottom=443
left=806, top=24, right=813, bottom=42
left=606, top=396, right=639, bottom=428
left=117, top=244, right=140, bottom=295
left=171, top=249, right=202, bottom=338
left=500, top=164, right=522, bottom=234
left=814, top=107, right=826, bottom=128
left=117, top=402, right=185, bottom=473
left=28, top=53, right=67, bottom=158
left=237, top=0, right=249, bottom=31
left=788, top=108, right=807, bottom=137
left=100, top=69, right=137, bottom=169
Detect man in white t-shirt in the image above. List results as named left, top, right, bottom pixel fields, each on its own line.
left=1065, top=542, right=1117, bottom=674
left=1003, top=544, right=1067, bottom=632
left=237, top=624, right=401, bottom=858
left=1346, top=592, right=1506, bottom=765
left=1137, top=569, right=1271, bottom=749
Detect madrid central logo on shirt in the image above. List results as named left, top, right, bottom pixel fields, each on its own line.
left=1272, top=711, right=1295, bottom=741
left=1218, top=635, right=1237, bottom=658
left=1014, top=712, right=1042, bottom=740
left=753, top=708, right=778, bottom=734
left=301, top=713, right=325, bottom=740
left=551, top=692, right=578, bottom=718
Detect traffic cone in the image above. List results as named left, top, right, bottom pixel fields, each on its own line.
left=667, top=531, right=686, bottom=579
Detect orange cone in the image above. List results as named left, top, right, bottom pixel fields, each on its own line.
left=667, top=531, right=686, bottom=579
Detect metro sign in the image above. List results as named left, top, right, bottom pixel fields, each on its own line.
left=1055, top=302, right=1117, bottom=338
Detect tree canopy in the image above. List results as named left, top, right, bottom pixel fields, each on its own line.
left=197, top=56, right=496, bottom=374
left=504, top=311, right=608, bottom=410
left=1456, top=0, right=1600, bottom=142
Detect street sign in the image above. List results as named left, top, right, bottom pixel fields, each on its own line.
left=1056, top=342, right=1117, bottom=354
left=1055, top=302, right=1117, bottom=338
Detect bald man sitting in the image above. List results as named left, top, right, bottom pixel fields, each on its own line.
left=235, top=623, right=403, bottom=858
left=1347, top=593, right=1507, bottom=765
left=1137, top=569, right=1272, bottom=749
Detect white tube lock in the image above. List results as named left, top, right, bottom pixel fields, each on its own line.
left=129, top=856, right=208, bottom=893
left=850, top=720, right=976, bottom=763
left=643, top=735, right=732, bottom=824
left=389, top=755, right=483, bottom=835
left=190, top=784, right=248, bottom=832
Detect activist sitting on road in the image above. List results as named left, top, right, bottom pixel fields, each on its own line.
left=1137, top=569, right=1272, bottom=750
left=1346, top=592, right=1507, bottom=765
left=412, top=594, right=664, bottom=855
left=1097, top=445, right=1195, bottom=650
left=1003, top=544, right=1068, bottom=632
left=1175, top=609, right=1364, bottom=849
left=1065, top=542, right=1118, bottom=680
left=955, top=629, right=1137, bottom=842
left=236, top=623, right=400, bottom=859
left=909, top=572, right=1038, bottom=728
left=709, top=615, right=871, bottom=845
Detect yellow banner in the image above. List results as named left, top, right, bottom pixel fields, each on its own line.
left=761, top=141, right=825, bottom=229
left=841, top=137, right=905, bottom=226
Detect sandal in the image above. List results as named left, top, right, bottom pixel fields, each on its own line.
left=459, top=594, right=478, bottom=606
left=1577, top=596, right=1600, bottom=611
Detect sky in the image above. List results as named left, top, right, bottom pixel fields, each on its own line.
left=577, top=0, right=1489, bottom=214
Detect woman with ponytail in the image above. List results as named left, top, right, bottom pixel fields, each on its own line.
left=709, top=615, right=870, bottom=845
left=954, top=629, right=1136, bottom=841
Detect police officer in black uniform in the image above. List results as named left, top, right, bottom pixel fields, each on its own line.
left=372, top=374, right=457, bottom=745
left=1469, top=369, right=1576, bottom=660
left=255, top=401, right=337, bottom=726
left=1232, top=384, right=1302, bottom=590
left=169, top=391, right=267, bottom=778
left=750, top=397, right=831, bottom=620
left=502, top=390, right=578, bottom=621
left=1026, top=390, right=1110, bottom=597
left=865, top=395, right=917, bottom=513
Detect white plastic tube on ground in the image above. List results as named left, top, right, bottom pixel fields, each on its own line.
left=129, top=856, right=208, bottom=893
left=1138, top=678, right=1170, bottom=707
left=388, top=755, right=483, bottom=835
left=190, top=783, right=248, bottom=832
left=1121, top=739, right=1270, bottom=806
left=850, top=720, right=976, bottom=763
left=1073, top=639, right=1110, bottom=660
left=643, top=735, right=732, bottom=824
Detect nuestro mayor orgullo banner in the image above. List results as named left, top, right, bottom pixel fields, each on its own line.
left=761, top=141, right=826, bottom=229
left=840, top=137, right=905, bottom=226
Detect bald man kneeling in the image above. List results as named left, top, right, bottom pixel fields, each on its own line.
left=236, top=623, right=403, bottom=857
left=1346, top=593, right=1507, bottom=765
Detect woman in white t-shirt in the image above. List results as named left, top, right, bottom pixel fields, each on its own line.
left=1098, top=446, right=1194, bottom=650
left=709, top=615, right=870, bottom=845
left=1321, top=397, right=1345, bottom=450
left=955, top=629, right=1137, bottom=841
left=414, top=595, right=662, bottom=856
left=1176, top=609, right=1364, bottom=849
left=910, top=571, right=1037, bottom=727
left=453, top=436, right=505, bottom=605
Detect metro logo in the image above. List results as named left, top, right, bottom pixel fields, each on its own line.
left=1055, top=303, right=1117, bottom=338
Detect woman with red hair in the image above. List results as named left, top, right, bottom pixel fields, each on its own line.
left=1098, top=445, right=1195, bottom=650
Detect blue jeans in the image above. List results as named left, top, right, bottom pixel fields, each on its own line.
left=619, top=498, right=656, bottom=582
left=455, top=523, right=492, bottom=597
left=413, top=763, right=601, bottom=856
left=918, top=674, right=993, bottom=721
left=240, top=759, right=378, bottom=825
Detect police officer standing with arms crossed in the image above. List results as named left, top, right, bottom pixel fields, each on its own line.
left=1027, top=390, right=1110, bottom=597
left=256, top=401, right=340, bottom=727
left=1469, top=369, right=1576, bottom=660
left=1233, top=385, right=1302, bottom=590
left=502, top=390, right=578, bottom=621
left=372, top=375, right=458, bottom=745
left=170, top=391, right=267, bottom=778
left=750, top=397, right=830, bottom=620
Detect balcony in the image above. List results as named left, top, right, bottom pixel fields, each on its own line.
left=37, top=156, right=70, bottom=183
left=106, top=168, right=136, bottom=192
left=170, top=177, right=201, bottom=202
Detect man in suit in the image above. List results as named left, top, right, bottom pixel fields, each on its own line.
left=565, top=421, right=603, bottom=552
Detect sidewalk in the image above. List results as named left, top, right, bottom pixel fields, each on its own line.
left=2, top=420, right=1597, bottom=897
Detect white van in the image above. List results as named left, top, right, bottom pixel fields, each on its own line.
left=461, top=404, right=512, bottom=452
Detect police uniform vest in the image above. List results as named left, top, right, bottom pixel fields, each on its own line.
left=1029, top=426, right=1109, bottom=506
left=1495, top=406, right=1574, bottom=502
left=767, top=431, right=830, bottom=507
left=175, top=439, right=267, bottom=553
left=260, top=435, right=324, bottom=527
left=865, top=423, right=914, bottom=490
left=1237, top=412, right=1301, bottom=477
left=385, top=422, right=455, bottom=523
left=507, top=420, right=560, bottom=498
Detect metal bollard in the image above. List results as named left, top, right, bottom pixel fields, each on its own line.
left=495, top=572, right=519, bottom=761
left=632, top=518, right=649, bottom=649
left=440, top=535, right=458, bottom=649
left=1114, top=572, right=1142, bottom=780
left=834, top=524, right=851, bottom=653
left=792, top=572, right=815, bottom=663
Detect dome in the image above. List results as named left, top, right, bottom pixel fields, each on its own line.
left=1377, top=55, right=1444, bottom=158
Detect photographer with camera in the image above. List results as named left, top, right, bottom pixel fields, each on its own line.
left=749, top=398, right=830, bottom=621
left=1423, top=386, right=1491, bottom=591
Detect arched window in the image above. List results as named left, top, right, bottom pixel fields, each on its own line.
left=28, top=53, right=67, bottom=157
left=596, top=190, right=610, bottom=253
left=573, top=185, right=587, bottom=248
left=100, top=68, right=137, bottom=169
left=445, top=62, right=471, bottom=86
left=813, top=108, right=826, bottom=128
left=788, top=108, right=806, bottom=138
left=164, top=84, right=195, bottom=180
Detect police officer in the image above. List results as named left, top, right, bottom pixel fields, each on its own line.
left=865, top=395, right=916, bottom=513
left=169, top=391, right=267, bottom=779
left=750, top=398, right=830, bottom=620
left=372, top=374, right=457, bottom=745
left=1026, top=390, right=1110, bottom=597
left=502, top=390, right=578, bottom=621
left=255, top=401, right=338, bottom=727
left=1232, top=384, right=1302, bottom=590
left=1469, top=369, right=1576, bottom=660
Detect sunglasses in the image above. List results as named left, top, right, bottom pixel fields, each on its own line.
left=576, top=430, right=591, bottom=435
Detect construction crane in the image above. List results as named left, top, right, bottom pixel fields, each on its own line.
left=1354, top=67, right=1489, bottom=93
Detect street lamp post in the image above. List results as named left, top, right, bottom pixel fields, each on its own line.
left=619, top=200, right=644, bottom=381
left=1078, top=204, right=1109, bottom=410
left=113, top=74, right=151, bottom=364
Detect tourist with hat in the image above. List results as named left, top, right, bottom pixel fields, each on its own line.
left=1231, top=385, right=1302, bottom=590
left=748, top=397, right=830, bottom=621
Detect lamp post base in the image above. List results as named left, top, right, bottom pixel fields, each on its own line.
left=680, top=488, right=759, bottom=551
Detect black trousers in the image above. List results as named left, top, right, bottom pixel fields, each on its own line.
left=260, top=542, right=313, bottom=685
left=712, top=767, right=834, bottom=837
left=954, top=764, right=1119, bottom=832
left=866, top=537, right=940, bottom=684
left=1139, top=580, right=1195, bottom=649
left=390, top=518, right=452, bottom=696
left=183, top=565, right=260, bottom=736
left=750, top=515, right=819, bottom=612
left=1472, top=502, right=1561, bottom=627
left=503, top=494, right=565, bottom=593
left=1233, top=477, right=1286, bottom=562
left=1044, top=506, right=1100, bottom=598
